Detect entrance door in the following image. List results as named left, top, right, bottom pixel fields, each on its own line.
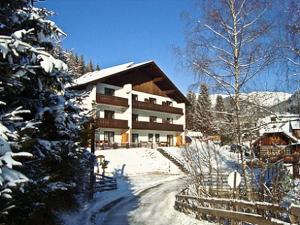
left=121, top=132, right=128, bottom=143
left=176, top=135, right=183, bottom=146
left=167, top=135, right=173, bottom=146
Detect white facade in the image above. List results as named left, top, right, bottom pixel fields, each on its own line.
left=73, top=61, right=188, bottom=148
left=93, top=82, right=186, bottom=147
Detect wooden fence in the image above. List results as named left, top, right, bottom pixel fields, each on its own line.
left=174, top=190, right=300, bottom=225
left=94, top=173, right=117, bottom=192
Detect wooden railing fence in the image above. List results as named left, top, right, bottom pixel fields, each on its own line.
left=174, top=190, right=300, bottom=225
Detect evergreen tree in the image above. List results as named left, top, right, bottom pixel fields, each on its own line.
left=95, top=64, right=101, bottom=71
left=65, top=51, right=84, bottom=78
left=78, top=55, right=86, bottom=75
left=85, top=60, right=94, bottom=73
left=0, top=1, right=90, bottom=224
left=186, top=91, right=196, bottom=130
left=214, top=95, right=225, bottom=119
left=195, top=84, right=213, bottom=135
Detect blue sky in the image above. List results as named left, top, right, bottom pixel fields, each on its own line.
left=37, top=0, right=295, bottom=94
left=37, top=0, right=196, bottom=94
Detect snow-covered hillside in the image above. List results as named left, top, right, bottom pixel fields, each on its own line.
left=210, top=91, right=291, bottom=107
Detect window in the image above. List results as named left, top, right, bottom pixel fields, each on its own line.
left=104, top=131, right=114, bottom=143
left=132, top=133, right=139, bottom=143
left=155, top=134, right=160, bottom=143
left=148, top=134, right=153, bottom=142
left=149, top=98, right=156, bottom=104
left=167, top=135, right=174, bottom=146
left=104, top=110, right=114, bottom=119
left=166, top=101, right=173, bottom=106
left=132, top=114, right=138, bottom=122
left=132, top=94, right=138, bottom=101
left=150, top=116, right=157, bottom=123
left=104, top=88, right=115, bottom=96
left=166, top=118, right=173, bottom=124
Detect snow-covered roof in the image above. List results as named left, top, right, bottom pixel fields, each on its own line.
left=186, top=131, right=203, bottom=137
left=254, top=131, right=299, bottom=144
left=68, top=60, right=189, bottom=104
left=71, top=61, right=152, bottom=87
left=258, top=114, right=300, bottom=136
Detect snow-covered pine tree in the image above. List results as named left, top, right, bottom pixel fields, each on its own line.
left=85, top=60, right=94, bottom=73
left=78, top=55, right=86, bottom=75
left=95, top=64, right=100, bottom=71
left=186, top=90, right=196, bottom=130
left=214, top=95, right=225, bottom=119
left=0, top=1, right=90, bottom=224
left=195, top=84, right=213, bottom=135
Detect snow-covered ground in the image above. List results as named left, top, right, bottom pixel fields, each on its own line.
left=95, top=148, right=182, bottom=176
left=60, top=147, right=216, bottom=225
left=163, top=140, right=240, bottom=173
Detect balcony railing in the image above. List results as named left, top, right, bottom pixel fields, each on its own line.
left=132, top=100, right=183, bottom=115
left=95, top=118, right=129, bottom=129
left=96, top=93, right=128, bottom=107
left=132, top=121, right=183, bottom=132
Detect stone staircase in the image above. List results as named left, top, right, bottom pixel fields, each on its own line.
left=157, top=148, right=189, bottom=174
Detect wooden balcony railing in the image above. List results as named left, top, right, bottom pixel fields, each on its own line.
left=95, top=118, right=129, bottom=129
left=132, top=121, right=183, bottom=132
left=96, top=93, right=128, bottom=107
left=132, top=100, right=183, bottom=115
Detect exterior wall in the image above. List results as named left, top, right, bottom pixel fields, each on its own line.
left=131, top=90, right=185, bottom=127
left=96, top=83, right=128, bottom=98
left=95, top=128, right=124, bottom=144
left=131, top=90, right=181, bottom=108
left=93, top=81, right=186, bottom=146
left=131, top=130, right=178, bottom=143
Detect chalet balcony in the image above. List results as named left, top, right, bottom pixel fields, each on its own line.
left=132, top=121, right=183, bottom=132
left=95, top=118, right=129, bottom=129
left=132, top=100, right=183, bottom=115
left=96, top=93, right=128, bottom=107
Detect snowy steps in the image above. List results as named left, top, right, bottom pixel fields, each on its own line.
left=157, top=148, right=189, bottom=174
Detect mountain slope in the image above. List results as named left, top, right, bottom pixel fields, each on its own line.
left=210, top=91, right=291, bottom=108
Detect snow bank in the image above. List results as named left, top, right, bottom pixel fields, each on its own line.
left=162, top=141, right=238, bottom=173
left=95, top=148, right=182, bottom=176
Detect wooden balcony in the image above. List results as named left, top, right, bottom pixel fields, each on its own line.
left=132, top=121, right=183, bottom=132
left=96, top=93, right=128, bottom=107
left=95, top=118, right=129, bottom=129
left=132, top=100, right=183, bottom=115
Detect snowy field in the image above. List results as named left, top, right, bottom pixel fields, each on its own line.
left=95, top=147, right=182, bottom=176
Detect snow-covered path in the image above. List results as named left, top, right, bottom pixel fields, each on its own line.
left=99, top=177, right=213, bottom=225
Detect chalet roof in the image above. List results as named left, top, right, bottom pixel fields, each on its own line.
left=69, top=61, right=189, bottom=104
left=253, top=131, right=299, bottom=145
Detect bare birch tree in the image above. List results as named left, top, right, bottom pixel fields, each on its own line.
left=181, top=0, right=275, bottom=192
